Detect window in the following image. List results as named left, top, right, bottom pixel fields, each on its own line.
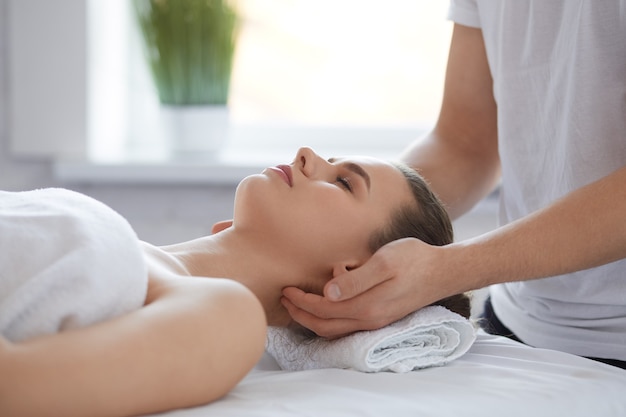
left=9, top=1, right=453, bottom=181
left=89, top=1, right=452, bottom=162
left=227, top=1, right=452, bottom=126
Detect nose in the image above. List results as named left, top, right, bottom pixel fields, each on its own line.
left=294, top=146, right=328, bottom=178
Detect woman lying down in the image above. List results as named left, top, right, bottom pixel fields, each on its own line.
left=0, top=147, right=470, bottom=417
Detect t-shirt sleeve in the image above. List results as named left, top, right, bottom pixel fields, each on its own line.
left=448, top=0, right=481, bottom=28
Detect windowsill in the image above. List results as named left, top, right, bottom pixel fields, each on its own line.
left=54, top=125, right=428, bottom=185
left=54, top=158, right=269, bottom=185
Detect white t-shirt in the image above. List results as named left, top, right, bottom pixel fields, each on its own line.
left=448, top=0, right=626, bottom=360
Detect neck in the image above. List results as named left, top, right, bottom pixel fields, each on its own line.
left=161, top=227, right=330, bottom=326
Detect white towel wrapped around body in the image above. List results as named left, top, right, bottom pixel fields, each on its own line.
left=0, top=188, right=148, bottom=342
left=266, top=306, right=476, bottom=373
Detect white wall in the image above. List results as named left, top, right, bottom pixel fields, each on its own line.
left=0, top=0, right=238, bottom=245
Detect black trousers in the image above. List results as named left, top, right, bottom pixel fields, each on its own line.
left=480, top=297, right=626, bottom=371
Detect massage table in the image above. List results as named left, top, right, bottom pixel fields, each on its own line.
left=148, top=330, right=626, bottom=417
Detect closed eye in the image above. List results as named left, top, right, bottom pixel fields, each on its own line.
left=328, top=157, right=370, bottom=194
left=336, top=176, right=353, bottom=192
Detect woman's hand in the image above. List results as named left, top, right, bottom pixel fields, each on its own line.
left=282, top=238, right=462, bottom=339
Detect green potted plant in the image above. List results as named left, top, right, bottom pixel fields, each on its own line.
left=133, top=0, right=239, bottom=156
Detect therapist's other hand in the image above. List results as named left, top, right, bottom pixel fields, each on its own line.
left=211, top=220, right=233, bottom=234
left=282, top=238, right=456, bottom=339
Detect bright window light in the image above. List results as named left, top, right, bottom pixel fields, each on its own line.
left=88, top=1, right=452, bottom=161
left=230, top=1, right=452, bottom=126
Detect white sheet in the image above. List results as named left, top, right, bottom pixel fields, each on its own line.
left=147, top=331, right=626, bottom=417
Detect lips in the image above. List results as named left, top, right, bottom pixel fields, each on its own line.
left=268, top=164, right=293, bottom=187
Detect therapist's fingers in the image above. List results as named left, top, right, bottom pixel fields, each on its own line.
left=282, top=238, right=447, bottom=338
left=281, top=286, right=395, bottom=339
left=323, top=244, right=397, bottom=302
left=281, top=296, right=353, bottom=339
left=283, top=287, right=352, bottom=318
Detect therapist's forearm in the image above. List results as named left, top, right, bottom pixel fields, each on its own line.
left=449, top=165, right=626, bottom=290
left=401, top=130, right=501, bottom=220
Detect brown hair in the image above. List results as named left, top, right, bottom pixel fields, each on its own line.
left=368, top=162, right=471, bottom=319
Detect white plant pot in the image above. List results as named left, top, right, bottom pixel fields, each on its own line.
left=160, top=105, right=229, bottom=159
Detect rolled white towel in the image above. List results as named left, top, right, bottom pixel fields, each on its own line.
left=266, top=306, right=476, bottom=373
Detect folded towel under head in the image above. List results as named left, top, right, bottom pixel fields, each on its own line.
left=266, top=305, right=476, bottom=373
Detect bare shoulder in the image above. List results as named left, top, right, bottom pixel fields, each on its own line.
left=135, top=273, right=267, bottom=409
left=140, top=241, right=193, bottom=304
left=148, top=273, right=264, bottom=315
left=139, top=241, right=264, bottom=315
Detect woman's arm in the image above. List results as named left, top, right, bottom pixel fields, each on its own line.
left=0, top=275, right=266, bottom=417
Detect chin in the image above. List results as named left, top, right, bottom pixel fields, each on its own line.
left=234, top=175, right=280, bottom=221
left=233, top=176, right=266, bottom=225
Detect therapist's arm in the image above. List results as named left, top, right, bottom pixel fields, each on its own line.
left=449, top=165, right=626, bottom=286
left=282, top=24, right=626, bottom=339
left=0, top=276, right=266, bottom=417
left=401, top=23, right=500, bottom=219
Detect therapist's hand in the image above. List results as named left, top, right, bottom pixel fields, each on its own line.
left=282, top=238, right=459, bottom=339
left=211, top=220, right=233, bottom=234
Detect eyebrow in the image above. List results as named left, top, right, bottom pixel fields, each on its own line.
left=328, top=157, right=371, bottom=192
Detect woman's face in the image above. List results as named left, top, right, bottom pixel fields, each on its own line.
left=233, top=147, right=413, bottom=272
